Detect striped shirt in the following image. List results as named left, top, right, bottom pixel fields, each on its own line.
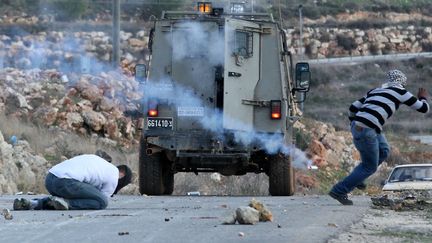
left=349, top=86, right=429, bottom=133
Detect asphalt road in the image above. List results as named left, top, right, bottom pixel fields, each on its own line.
left=0, top=195, right=370, bottom=243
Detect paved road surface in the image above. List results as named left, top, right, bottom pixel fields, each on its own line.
left=0, top=195, right=370, bottom=243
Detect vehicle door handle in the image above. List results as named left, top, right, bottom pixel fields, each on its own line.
left=228, top=72, right=241, bottom=77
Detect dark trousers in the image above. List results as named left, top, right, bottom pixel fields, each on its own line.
left=36, top=173, right=108, bottom=210
left=331, top=122, right=390, bottom=195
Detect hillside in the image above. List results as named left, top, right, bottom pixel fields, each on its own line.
left=306, top=58, right=432, bottom=135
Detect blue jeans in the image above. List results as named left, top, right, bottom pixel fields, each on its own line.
left=331, top=122, right=390, bottom=196
left=36, top=173, right=108, bottom=210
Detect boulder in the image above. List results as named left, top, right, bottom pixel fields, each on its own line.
left=66, top=112, right=84, bottom=128
left=82, top=110, right=107, bottom=132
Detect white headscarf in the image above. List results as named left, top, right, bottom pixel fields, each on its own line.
left=382, top=69, right=407, bottom=88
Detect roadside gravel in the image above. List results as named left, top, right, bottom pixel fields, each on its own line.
left=329, top=206, right=432, bottom=242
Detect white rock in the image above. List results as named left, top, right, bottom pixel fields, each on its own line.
left=236, top=206, right=259, bottom=225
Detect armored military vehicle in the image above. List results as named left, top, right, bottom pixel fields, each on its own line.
left=135, top=2, right=310, bottom=196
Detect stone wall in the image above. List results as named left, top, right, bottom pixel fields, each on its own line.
left=287, top=25, right=432, bottom=58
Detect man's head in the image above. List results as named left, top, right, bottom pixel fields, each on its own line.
left=114, top=165, right=132, bottom=194
left=386, top=69, right=407, bottom=87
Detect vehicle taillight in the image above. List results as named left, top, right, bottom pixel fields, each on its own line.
left=197, top=2, right=212, bottom=13
left=148, top=100, right=158, bottom=117
left=270, top=100, right=282, bottom=120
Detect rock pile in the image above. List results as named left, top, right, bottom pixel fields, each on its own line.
left=0, top=13, right=53, bottom=25
left=0, top=68, right=143, bottom=147
left=371, top=191, right=432, bottom=211
left=0, top=30, right=148, bottom=73
left=223, top=198, right=273, bottom=225
left=294, top=120, right=360, bottom=190
left=0, top=129, right=49, bottom=194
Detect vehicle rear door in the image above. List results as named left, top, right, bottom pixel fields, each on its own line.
left=223, top=18, right=260, bottom=132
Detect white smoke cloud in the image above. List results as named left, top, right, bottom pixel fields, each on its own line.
left=0, top=29, right=114, bottom=74
left=169, top=21, right=225, bottom=66
left=139, top=79, right=312, bottom=169
left=141, top=21, right=312, bottom=170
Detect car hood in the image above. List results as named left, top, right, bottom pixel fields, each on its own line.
left=382, top=181, right=432, bottom=191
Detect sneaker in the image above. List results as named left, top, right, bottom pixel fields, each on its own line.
left=328, top=191, right=353, bottom=205
left=47, top=196, right=69, bottom=210
left=356, top=182, right=367, bottom=190
left=13, top=198, right=31, bottom=210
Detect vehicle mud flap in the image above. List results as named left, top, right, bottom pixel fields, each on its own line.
left=268, top=153, right=295, bottom=196
left=163, top=169, right=174, bottom=195
left=139, top=137, right=164, bottom=195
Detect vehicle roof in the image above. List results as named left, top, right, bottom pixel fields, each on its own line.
left=393, top=164, right=432, bottom=168
left=161, top=11, right=274, bottom=22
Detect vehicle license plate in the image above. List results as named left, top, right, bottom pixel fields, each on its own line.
left=147, top=117, right=173, bottom=129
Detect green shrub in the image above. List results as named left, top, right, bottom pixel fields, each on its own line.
left=369, top=43, right=381, bottom=55
left=45, top=0, right=89, bottom=21
left=336, top=34, right=357, bottom=51
left=342, top=1, right=360, bottom=11
left=294, top=128, right=311, bottom=151
left=319, top=32, right=331, bottom=42
left=302, top=7, right=321, bottom=20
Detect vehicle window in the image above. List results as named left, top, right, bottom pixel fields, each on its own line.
left=172, top=30, right=209, bottom=60
left=389, top=166, right=432, bottom=182
left=234, top=31, right=253, bottom=58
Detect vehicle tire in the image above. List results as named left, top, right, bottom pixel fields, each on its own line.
left=268, top=153, right=295, bottom=196
left=139, top=138, right=164, bottom=195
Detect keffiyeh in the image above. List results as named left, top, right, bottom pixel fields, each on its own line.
left=382, top=69, right=407, bottom=88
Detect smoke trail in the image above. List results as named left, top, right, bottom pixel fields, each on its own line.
left=139, top=79, right=312, bottom=169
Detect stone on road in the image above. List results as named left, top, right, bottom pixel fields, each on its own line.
left=0, top=195, right=369, bottom=243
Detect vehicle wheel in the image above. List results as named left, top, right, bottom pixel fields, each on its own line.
left=139, top=138, right=164, bottom=195
left=268, top=153, right=295, bottom=196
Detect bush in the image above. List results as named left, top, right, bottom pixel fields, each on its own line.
left=45, top=0, right=89, bottom=21
left=342, top=1, right=360, bottom=11
left=421, top=42, right=432, bottom=52
left=0, top=0, right=41, bottom=14
left=369, top=43, right=381, bottom=55
left=302, top=7, right=321, bottom=20
left=319, top=32, right=331, bottom=42
left=294, top=128, right=311, bottom=151
left=336, top=34, right=357, bottom=51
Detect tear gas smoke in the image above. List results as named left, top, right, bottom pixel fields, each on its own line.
left=0, top=20, right=313, bottom=169
left=139, top=80, right=312, bottom=170
left=169, top=22, right=225, bottom=66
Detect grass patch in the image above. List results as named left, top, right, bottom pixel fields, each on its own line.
left=314, top=168, right=348, bottom=194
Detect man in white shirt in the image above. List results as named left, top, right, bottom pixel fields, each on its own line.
left=13, top=154, right=132, bottom=210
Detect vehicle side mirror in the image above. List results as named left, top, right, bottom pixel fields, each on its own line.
left=134, top=64, right=147, bottom=83
left=380, top=179, right=387, bottom=186
left=294, top=62, right=311, bottom=92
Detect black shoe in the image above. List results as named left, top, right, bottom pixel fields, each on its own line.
left=328, top=191, right=353, bottom=205
left=356, top=182, right=367, bottom=190
left=13, top=198, right=31, bottom=210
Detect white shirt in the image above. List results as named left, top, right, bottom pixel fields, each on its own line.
left=49, top=154, right=119, bottom=198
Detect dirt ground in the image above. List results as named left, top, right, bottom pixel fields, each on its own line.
left=329, top=207, right=432, bottom=243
